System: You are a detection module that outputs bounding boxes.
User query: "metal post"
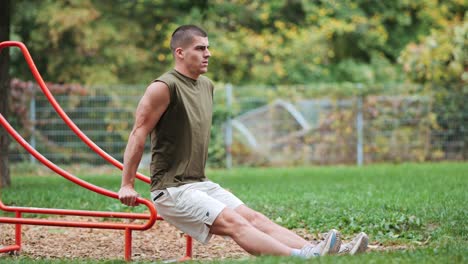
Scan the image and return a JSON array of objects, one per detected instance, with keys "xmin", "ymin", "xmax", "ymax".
[
  {"xmin": 185, "ymin": 234, "xmax": 193, "ymax": 258},
  {"xmin": 15, "ymin": 211, "xmax": 22, "ymax": 252},
  {"xmin": 225, "ymin": 83, "xmax": 233, "ymax": 169},
  {"xmin": 29, "ymin": 83, "xmax": 36, "ymax": 163},
  {"xmin": 356, "ymin": 84, "xmax": 364, "ymax": 166},
  {"xmin": 124, "ymin": 228, "xmax": 132, "ymax": 261}
]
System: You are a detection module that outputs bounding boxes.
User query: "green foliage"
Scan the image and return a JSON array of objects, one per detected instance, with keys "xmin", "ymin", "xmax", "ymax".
[
  {"xmin": 11, "ymin": 0, "xmax": 153, "ymax": 85},
  {"xmin": 6, "ymin": 1, "xmax": 466, "ymax": 166},
  {"xmin": 399, "ymin": 19, "xmax": 467, "ymax": 84},
  {"xmin": 208, "ymin": 88, "xmax": 231, "ymax": 167},
  {"xmin": 399, "ymin": 19, "xmax": 467, "ymax": 159},
  {"xmin": 9, "ymin": 0, "xmax": 465, "ymax": 85}
]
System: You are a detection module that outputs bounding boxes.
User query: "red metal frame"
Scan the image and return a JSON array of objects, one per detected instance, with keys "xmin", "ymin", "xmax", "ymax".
[
  {"xmin": 0, "ymin": 113, "xmax": 157, "ymax": 261},
  {"xmin": 0, "ymin": 41, "xmax": 193, "ymax": 261}
]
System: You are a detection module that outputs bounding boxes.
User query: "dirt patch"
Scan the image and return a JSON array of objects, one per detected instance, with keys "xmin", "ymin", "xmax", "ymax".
[
  {"xmin": 1, "ymin": 218, "xmax": 248, "ymax": 262},
  {"xmin": 1, "ymin": 217, "xmax": 390, "ymax": 262}
]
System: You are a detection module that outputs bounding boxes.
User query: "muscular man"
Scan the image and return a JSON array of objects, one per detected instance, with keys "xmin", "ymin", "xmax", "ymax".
[{"xmin": 118, "ymin": 24, "xmax": 368, "ymax": 259}]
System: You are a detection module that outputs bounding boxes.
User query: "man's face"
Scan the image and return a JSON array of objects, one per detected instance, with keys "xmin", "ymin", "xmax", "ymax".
[{"xmin": 182, "ymin": 36, "xmax": 211, "ymax": 76}]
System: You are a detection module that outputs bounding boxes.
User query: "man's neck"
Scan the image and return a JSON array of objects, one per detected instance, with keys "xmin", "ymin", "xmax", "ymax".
[{"xmin": 174, "ymin": 66, "xmax": 199, "ymax": 80}]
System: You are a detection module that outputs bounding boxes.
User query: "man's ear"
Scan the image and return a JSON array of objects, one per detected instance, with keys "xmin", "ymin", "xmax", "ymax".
[{"xmin": 175, "ymin": 47, "xmax": 184, "ymax": 59}]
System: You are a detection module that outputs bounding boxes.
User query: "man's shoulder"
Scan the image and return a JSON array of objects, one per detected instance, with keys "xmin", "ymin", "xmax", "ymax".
[
  {"xmin": 198, "ymin": 74, "xmax": 212, "ymax": 82},
  {"xmin": 154, "ymin": 70, "xmax": 177, "ymax": 82},
  {"xmin": 198, "ymin": 75, "xmax": 214, "ymax": 88}
]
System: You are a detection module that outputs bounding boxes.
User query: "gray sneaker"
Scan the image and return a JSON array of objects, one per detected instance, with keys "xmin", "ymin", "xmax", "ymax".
[
  {"xmin": 338, "ymin": 232, "xmax": 369, "ymax": 255},
  {"xmin": 299, "ymin": 229, "xmax": 341, "ymax": 258}
]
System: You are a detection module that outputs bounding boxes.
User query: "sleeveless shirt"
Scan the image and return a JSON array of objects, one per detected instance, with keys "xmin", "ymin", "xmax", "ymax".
[{"xmin": 149, "ymin": 69, "xmax": 214, "ymax": 191}]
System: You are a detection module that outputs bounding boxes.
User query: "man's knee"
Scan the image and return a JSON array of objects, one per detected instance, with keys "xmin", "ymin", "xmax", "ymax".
[
  {"xmin": 249, "ymin": 211, "xmax": 273, "ymax": 230},
  {"xmin": 236, "ymin": 206, "xmax": 272, "ymax": 230},
  {"xmin": 210, "ymin": 208, "xmax": 251, "ymax": 237}
]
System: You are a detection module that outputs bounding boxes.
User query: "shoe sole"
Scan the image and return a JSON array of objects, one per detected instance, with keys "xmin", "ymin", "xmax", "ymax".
[
  {"xmin": 350, "ymin": 233, "xmax": 368, "ymax": 255},
  {"xmin": 321, "ymin": 229, "xmax": 341, "ymax": 255}
]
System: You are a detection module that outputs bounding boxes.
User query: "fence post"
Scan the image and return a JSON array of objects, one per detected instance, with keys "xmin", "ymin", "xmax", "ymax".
[
  {"xmin": 356, "ymin": 83, "xmax": 364, "ymax": 166},
  {"xmin": 225, "ymin": 83, "xmax": 233, "ymax": 169},
  {"xmin": 29, "ymin": 82, "xmax": 36, "ymax": 164}
]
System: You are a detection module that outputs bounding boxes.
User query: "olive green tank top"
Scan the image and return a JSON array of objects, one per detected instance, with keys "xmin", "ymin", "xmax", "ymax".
[{"xmin": 149, "ymin": 69, "xmax": 214, "ymax": 191}]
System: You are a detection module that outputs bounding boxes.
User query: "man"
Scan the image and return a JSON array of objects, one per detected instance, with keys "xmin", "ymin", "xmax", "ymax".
[{"xmin": 118, "ymin": 25, "xmax": 368, "ymax": 258}]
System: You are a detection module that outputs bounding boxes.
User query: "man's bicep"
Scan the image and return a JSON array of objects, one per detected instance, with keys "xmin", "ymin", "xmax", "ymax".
[{"xmin": 133, "ymin": 82, "xmax": 170, "ymax": 134}]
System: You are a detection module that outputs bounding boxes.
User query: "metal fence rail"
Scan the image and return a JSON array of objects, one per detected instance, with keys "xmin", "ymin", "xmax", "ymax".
[{"xmin": 5, "ymin": 84, "xmax": 467, "ymax": 167}]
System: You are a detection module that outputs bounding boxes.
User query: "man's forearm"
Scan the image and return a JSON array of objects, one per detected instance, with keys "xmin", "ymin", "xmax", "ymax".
[{"xmin": 121, "ymin": 132, "xmax": 145, "ymax": 187}]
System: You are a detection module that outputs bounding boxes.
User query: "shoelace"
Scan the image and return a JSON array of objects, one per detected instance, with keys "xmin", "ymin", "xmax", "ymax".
[{"xmin": 339, "ymin": 243, "xmax": 353, "ymax": 253}]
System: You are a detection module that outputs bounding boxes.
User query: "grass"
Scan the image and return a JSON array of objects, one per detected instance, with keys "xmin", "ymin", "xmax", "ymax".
[{"xmin": 1, "ymin": 162, "xmax": 467, "ymax": 263}]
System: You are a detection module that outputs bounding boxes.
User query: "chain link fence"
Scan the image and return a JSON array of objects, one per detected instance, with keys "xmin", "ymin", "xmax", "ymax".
[{"xmin": 5, "ymin": 83, "xmax": 467, "ymax": 167}]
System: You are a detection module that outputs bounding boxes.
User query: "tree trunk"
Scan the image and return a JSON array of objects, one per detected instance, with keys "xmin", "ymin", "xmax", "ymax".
[{"xmin": 0, "ymin": 0, "xmax": 11, "ymax": 188}]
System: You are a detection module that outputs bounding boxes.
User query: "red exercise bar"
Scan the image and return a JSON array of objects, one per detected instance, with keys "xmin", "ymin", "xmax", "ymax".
[
  {"xmin": 0, "ymin": 41, "xmax": 192, "ymax": 261},
  {"xmin": 0, "ymin": 113, "xmax": 156, "ymax": 261},
  {"xmin": 0, "ymin": 41, "xmax": 151, "ymax": 183}
]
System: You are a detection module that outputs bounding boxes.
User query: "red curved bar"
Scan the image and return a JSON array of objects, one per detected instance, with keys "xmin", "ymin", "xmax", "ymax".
[
  {"xmin": 0, "ymin": 199, "xmax": 164, "ymax": 220},
  {"xmin": 0, "ymin": 113, "xmax": 157, "ymax": 260},
  {"xmin": 0, "ymin": 41, "xmax": 193, "ymax": 261},
  {"xmin": 0, "ymin": 41, "xmax": 150, "ymax": 184},
  {"xmin": 0, "ymin": 113, "xmax": 157, "ymax": 231}
]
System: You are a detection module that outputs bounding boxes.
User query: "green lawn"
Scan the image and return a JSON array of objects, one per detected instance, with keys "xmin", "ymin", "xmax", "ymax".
[{"xmin": 1, "ymin": 162, "xmax": 467, "ymax": 263}]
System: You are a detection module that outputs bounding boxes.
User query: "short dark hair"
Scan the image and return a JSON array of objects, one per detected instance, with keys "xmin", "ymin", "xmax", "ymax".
[{"xmin": 170, "ymin": 25, "xmax": 207, "ymax": 52}]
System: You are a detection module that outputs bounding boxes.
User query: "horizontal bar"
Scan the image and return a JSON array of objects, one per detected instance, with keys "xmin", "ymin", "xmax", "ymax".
[
  {"xmin": 34, "ymin": 118, "xmax": 132, "ymax": 125},
  {"xmin": 35, "ymin": 107, "xmax": 135, "ymax": 113},
  {"xmin": 0, "ymin": 216, "xmax": 149, "ymax": 230},
  {"xmin": 36, "ymin": 95, "xmax": 142, "ymax": 101},
  {"xmin": 0, "ymin": 245, "xmax": 20, "ymax": 253},
  {"xmin": 0, "ymin": 204, "xmax": 151, "ymax": 219}
]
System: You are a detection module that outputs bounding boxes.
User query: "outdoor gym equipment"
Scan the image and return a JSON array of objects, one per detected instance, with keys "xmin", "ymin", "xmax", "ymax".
[
  {"xmin": 0, "ymin": 41, "xmax": 192, "ymax": 261},
  {"xmin": 0, "ymin": 113, "xmax": 157, "ymax": 261}
]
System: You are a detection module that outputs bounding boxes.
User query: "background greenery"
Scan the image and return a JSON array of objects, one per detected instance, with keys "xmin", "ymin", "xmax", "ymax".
[
  {"xmin": 1, "ymin": 162, "xmax": 467, "ymax": 263},
  {"xmin": 7, "ymin": 1, "xmax": 466, "ymax": 167},
  {"xmin": 10, "ymin": 0, "xmax": 466, "ymax": 86},
  {"xmin": 2, "ymin": 3, "xmax": 466, "ymax": 261}
]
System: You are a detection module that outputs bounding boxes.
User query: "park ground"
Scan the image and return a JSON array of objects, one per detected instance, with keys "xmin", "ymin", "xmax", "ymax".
[{"xmin": 0, "ymin": 162, "xmax": 467, "ymax": 263}]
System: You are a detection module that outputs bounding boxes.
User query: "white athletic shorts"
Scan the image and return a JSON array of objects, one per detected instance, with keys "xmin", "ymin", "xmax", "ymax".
[{"xmin": 150, "ymin": 181, "xmax": 244, "ymax": 244}]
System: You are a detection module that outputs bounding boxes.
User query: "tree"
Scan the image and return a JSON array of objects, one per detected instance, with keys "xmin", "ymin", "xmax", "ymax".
[
  {"xmin": 399, "ymin": 19, "xmax": 467, "ymax": 159},
  {"xmin": 0, "ymin": 0, "xmax": 11, "ymax": 188},
  {"xmin": 9, "ymin": 1, "xmax": 465, "ymax": 86}
]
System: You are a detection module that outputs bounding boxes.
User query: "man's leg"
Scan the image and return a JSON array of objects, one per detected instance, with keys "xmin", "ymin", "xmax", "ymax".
[
  {"xmin": 210, "ymin": 207, "xmax": 295, "ymax": 256},
  {"xmin": 234, "ymin": 205, "xmax": 311, "ymax": 249}
]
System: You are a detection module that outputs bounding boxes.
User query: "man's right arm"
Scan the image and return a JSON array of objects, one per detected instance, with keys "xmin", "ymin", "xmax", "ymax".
[{"xmin": 118, "ymin": 81, "xmax": 170, "ymax": 206}]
